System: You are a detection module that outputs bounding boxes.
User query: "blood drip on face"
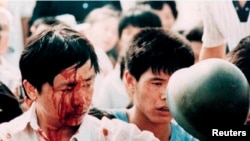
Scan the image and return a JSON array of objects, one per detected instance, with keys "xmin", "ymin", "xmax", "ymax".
[{"xmin": 52, "ymin": 67, "xmax": 85, "ymax": 125}]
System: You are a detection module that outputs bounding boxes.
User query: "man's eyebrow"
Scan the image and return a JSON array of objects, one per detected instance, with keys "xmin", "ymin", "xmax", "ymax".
[
  {"xmin": 150, "ymin": 77, "xmax": 165, "ymax": 81},
  {"xmin": 68, "ymin": 74, "xmax": 95, "ymax": 84},
  {"xmin": 149, "ymin": 77, "xmax": 169, "ymax": 82},
  {"xmin": 84, "ymin": 74, "xmax": 95, "ymax": 82},
  {"xmin": 56, "ymin": 75, "xmax": 95, "ymax": 88}
]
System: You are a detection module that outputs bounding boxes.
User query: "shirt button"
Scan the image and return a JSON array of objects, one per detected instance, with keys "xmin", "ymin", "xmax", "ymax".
[
  {"xmin": 245, "ymin": 7, "xmax": 249, "ymax": 11},
  {"xmin": 82, "ymin": 3, "xmax": 88, "ymax": 9}
]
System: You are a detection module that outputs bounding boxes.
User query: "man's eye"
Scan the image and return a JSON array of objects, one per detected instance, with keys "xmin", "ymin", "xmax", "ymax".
[
  {"xmin": 152, "ymin": 82, "xmax": 162, "ymax": 86},
  {"xmin": 83, "ymin": 83, "xmax": 91, "ymax": 88},
  {"xmin": 62, "ymin": 88, "xmax": 73, "ymax": 93}
]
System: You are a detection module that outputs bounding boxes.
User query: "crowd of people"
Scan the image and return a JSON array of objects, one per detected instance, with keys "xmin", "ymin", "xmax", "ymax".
[{"xmin": 0, "ymin": 0, "xmax": 250, "ymax": 141}]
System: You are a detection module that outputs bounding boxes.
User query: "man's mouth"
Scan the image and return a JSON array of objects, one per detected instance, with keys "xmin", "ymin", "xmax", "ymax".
[
  {"xmin": 157, "ymin": 107, "xmax": 170, "ymax": 112},
  {"xmin": 65, "ymin": 109, "xmax": 87, "ymax": 119}
]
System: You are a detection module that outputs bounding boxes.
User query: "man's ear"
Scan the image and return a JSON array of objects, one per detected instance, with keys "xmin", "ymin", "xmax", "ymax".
[
  {"xmin": 22, "ymin": 80, "xmax": 38, "ymax": 101},
  {"xmin": 124, "ymin": 70, "xmax": 136, "ymax": 95}
]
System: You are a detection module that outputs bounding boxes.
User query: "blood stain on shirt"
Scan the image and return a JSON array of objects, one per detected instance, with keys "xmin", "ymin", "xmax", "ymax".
[{"xmin": 103, "ymin": 128, "xmax": 109, "ymax": 136}]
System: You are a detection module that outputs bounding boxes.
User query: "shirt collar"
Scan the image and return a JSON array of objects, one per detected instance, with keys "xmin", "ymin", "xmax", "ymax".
[
  {"xmin": 71, "ymin": 115, "xmax": 100, "ymax": 141},
  {"xmin": 10, "ymin": 102, "xmax": 37, "ymax": 132},
  {"xmin": 14, "ymin": 103, "xmax": 101, "ymax": 141},
  {"xmin": 232, "ymin": 1, "xmax": 250, "ymax": 22}
]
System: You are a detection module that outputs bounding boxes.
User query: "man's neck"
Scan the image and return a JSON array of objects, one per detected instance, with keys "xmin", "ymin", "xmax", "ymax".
[
  {"xmin": 127, "ymin": 107, "xmax": 171, "ymax": 141},
  {"xmin": 238, "ymin": 0, "xmax": 247, "ymax": 8},
  {"xmin": 36, "ymin": 110, "xmax": 78, "ymax": 141}
]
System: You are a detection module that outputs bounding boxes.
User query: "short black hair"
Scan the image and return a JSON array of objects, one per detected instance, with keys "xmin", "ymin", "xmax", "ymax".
[
  {"xmin": 20, "ymin": 25, "xmax": 99, "ymax": 94},
  {"xmin": 32, "ymin": 16, "xmax": 67, "ymax": 29},
  {"xmin": 226, "ymin": 35, "xmax": 250, "ymax": 84},
  {"xmin": 120, "ymin": 56, "xmax": 126, "ymax": 80},
  {"xmin": 118, "ymin": 6, "xmax": 162, "ymax": 38},
  {"xmin": 88, "ymin": 107, "xmax": 116, "ymax": 120},
  {"xmin": 138, "ymin": 1, "xmax": 178, "ymax": 19},
  {"xmin": 185, "ymin": 25, "xmax": 203, "ymax": 42},
  {"xmin": 126, "ymin": 27, "xmax": 194, "ymax": 81}
]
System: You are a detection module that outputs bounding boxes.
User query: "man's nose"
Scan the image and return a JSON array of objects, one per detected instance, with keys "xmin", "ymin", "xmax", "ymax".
[
  {"xmin": 72, "ymin": 90, "xmax": 86, "ymax": 106},
  {"xmin": 161, "ymin": 86, "xmax": 167, "ymax": 100},
  {"xmin": 161, "ymin": 93, "xmax": 166, "ymax": 100}
]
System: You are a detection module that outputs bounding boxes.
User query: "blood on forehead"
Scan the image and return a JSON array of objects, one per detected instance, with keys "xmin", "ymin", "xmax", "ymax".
[{"xmin": 60, "ymin": 66, "xmax": 78, "ymax": 81}]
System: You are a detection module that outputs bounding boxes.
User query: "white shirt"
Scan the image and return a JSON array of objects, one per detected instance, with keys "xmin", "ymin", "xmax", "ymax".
[
  {"xmin": 93, "ymin": 64, "xmax": 130, "ymax": 109},
  {"xmin": 0, "ymin": 57, "xmax": 21, "ymax": 93},
  {"xmin": 0, "ymin": 103, "xmax": 159, "ymax": 141},
  {"xmin": 92, "ymin": 47, "xmax": 114, "ymax": 106},
  {"xmin": 201, "ymin": 2, "xmax": 250, "ymax": 50},
  {"xmin": 6, "ymin": 1, "xmax": 35, "ymax": 67}
]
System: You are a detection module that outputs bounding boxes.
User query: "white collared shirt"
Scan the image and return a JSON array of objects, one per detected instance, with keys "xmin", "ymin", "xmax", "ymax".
[
  {"xmin": 0, "ymin": 103, "xmax": 159, "ymax": 141},
  {"xmin": 201, "ymin": 2, "xmax": 250, "ymax": 50},
  {"xmin": 93, "ymin": 64, "xmax": 130, "ymax": 109}
]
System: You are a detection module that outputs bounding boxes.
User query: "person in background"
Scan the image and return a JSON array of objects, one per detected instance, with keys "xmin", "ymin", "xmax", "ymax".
[
  {"xmin": 0, "ymin": 7, "xmax": 21, "ymax": 98},
  {"xmin": 199, "ymin": 1, "xmax": 250, "ymax": 60},
  {"xmin": 225, "ymin": 35, "xmax": 250, "ymax": 125},
  {"xmin": 108, "ymin": 28, "xmax": 197, "ymax": 141},
  {"xmin": 29, "ymin": 16, "xmax": 70, "ymax": 35},
  {"xmin": 83, "ymin": 5, "xmax": 121, "ymax": 67},
  {"xmin": 29, "ymin": 0, "xmax": 121, "ymax": 32},
  {"xmin": 0, "ymin": 25, "xmax": 159, "ymax": 141},
  {"xmin": 116, "ymin": 6, "xmax": 162, "ymax": 57},
  {"xmin": 185, "ymin": 24, "xmax": 203, "ymax": 63},
  {"xmin": 0, "ymin": 81, "xmax": 23, "ymax": 123},
  {"xmin": 137, "ymin": 0, "xmax": 178, "ymax": 31},
  {"xmin": 5, "ymin": 0, "xmax": 35, "ymax": 67},
  {"xmin": 93, "ymin": 6, "xmax": 162, "ymax": 109},
  {"xmin": 75, "ymin": 6, "xmax": 121, "ymax": 107}
]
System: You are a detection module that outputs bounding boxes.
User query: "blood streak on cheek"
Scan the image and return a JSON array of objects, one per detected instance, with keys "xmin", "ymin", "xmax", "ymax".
[
  {"xmin": 54, "ymin": 68, "xmax": 78, "ymax": 124},
  {"xmin": 58, "ymin": 92, "xmax": 68, "ymax": 123},
  {"xmin": 52, "ymin": 69, "xmax": 73, "ymax": 110},
  {"xmin": 71, "ymin": 75, "xmax": 84, "ymax": 107},
  {"xmin": 70, "ymin": 69, "xmax": 84, "ymax": 125},
  {"xmin": 51, "ymin": 89, "xmax": 70, "ymax": 125}
]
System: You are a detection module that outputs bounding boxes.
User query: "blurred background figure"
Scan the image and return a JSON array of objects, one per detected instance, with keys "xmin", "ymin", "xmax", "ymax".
[
  {"xmin": 116, "ymin": 6, "xmax": 162, "ymax": 57},
  {"xmin": 83, "ymin": 5, "xmax": 121, "ymax": 67},
  {"xmin": 137, "ymin": 0, "xmax": 178, "ymax": 31},
  {"xmin": 29, "ymin": 0, "xmax": 121, "ymax": 34},
  {"xmin": 199, "ymin": 1, "xmax": 250, "ymax": 60},
  {"xmin": 185, "ymin": 24, "xmax": 203, "ymax": 63},
  {"xmin": 5, "ymin": 0, "xmax": 35, "ymax": 68},
  {"xmin": 93, "ymin": 6, "xmax": 162, "ymax": 109},
  {"xmin": 29, "ymin": 16, "xmax": 71, "ymax": 35},
  {"xmin": 0, "ymin": 7, "xmax": 21, "ymax": 97},
  {"xmin": 0, "ymin": 81, "xmax": 23, "ymax": 123},
  {"xmin": 75, "ymin": 5, "xmax": 121, "ymax": 107},
  {"xmin": 226, "ymin": 35, "xmax": 250, "ymax": 125}
]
